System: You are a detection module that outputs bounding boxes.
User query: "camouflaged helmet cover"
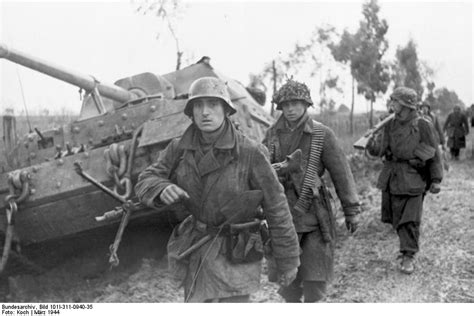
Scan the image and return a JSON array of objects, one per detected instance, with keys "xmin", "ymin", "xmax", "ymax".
[
  {"xmin": 272, "ymin": 79, "xmax": 313, "ymax": 110},
  {"xmin": 420, "ymin": 101, "xmax": 431, "ymax": 109},
  {"xmin": 184, "ymin": 77, "xmax": 236, "ymax": 117},
  {"xmin": 390, "ymin": 87, "xmax": 418, "ymax": 110}
]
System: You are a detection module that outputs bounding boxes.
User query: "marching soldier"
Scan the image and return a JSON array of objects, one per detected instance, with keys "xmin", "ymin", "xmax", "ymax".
[
  {"xmin": 367, "ymin": 87, "xmax": 443, "ymax": 274},
  {"xmin": 135, "ymin": 77, "xmax": 300, "ymax": 302},
  {"xmin": 420, "ymin": 102, "xmax": 445, "ymax": 148},
  {"xmin": 443, "ymin": 105, "xmax": 470, "ymax": 160},
  {"xmin": 263, "ymin": 79, "xmax": 361, "ymax": 302}
]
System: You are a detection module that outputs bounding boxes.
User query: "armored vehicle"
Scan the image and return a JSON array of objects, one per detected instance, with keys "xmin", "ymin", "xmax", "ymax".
[{"xmin": 0, "ymin": 44, "xmax": 273, "ymax": 274}]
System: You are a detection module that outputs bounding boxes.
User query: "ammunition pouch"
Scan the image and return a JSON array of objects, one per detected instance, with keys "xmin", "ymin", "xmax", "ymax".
[
  {"xmin": 226, "ymin": 220, "xmax": 265, "ymax": 264},
  {"xmin": 408, "ymin": 158, "xmax": 426, "ymax": 169},
  {"xmin": 413, "ymin": 142, "xmax": 436, "ymax": 161}
]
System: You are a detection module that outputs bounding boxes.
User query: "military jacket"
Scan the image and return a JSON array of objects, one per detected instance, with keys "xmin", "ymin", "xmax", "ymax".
[
  {"xmin": 263, "ymin": 113, "xmax": 360, "ymax": 232},
  {"xmin": 368, "ymin": 112, "xmax": 443, "ymax": 195},
  {"xmin": 135, "ymin": 119, "xmax": 300, "ymax": 301}
]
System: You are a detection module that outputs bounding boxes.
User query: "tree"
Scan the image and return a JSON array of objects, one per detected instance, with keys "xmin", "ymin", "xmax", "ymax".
[
  {"xmin": 392, "ymin": 39, "xmax": 424, "ymax": 97},
  {"xmin": 329, "ymin": 29, "xmax": 359, "ymax": 134},
  {"xmin": 429, "ymin": 87, "xmax": 465, "ymax": 114},
  {"xmin": 352, "ymin": 0, "xmax": 391, "ymax": 127},
  {"xmin": 329, "ymin": 0, "xmax": 390, "ymax": 130},
  {"xmin": 252, "ymin": 24, "xmax": 345, "ymax": 116},
  {"xmin": 135, "ymin": 0, "xmax": 186, "ymax": 70}
]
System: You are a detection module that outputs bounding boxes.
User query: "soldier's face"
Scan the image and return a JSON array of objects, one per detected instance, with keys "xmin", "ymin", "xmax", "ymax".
[
  {"xmin": 390, "ymin": 99, "xmax": 403, "ymax": 114},
  {"xmin": 192, "ymin": 97, "xmax": 226, "ymax": 133},
  {"xmin": 281, "ymin": 100, "xmax": 307, "ymax": 123},
  {"xmin": 421, "ymin": 107, "xmax": 429, "ymax": 115}
]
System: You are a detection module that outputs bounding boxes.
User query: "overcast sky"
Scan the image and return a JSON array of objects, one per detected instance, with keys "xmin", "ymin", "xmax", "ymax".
[{"xmin": 0, "ymin": 0, "xmax": 472, "ymax": 115}]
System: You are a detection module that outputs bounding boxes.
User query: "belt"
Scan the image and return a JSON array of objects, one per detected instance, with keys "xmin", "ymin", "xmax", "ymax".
[{"xmin": 194, "ymin": 218, "xmax": 262, "ymax": 236}]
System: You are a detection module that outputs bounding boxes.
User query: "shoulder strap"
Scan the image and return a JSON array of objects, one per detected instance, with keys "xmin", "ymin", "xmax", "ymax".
[{"xmin": 294, "ymin": 120, "xmax": 325, "ymax": 213}]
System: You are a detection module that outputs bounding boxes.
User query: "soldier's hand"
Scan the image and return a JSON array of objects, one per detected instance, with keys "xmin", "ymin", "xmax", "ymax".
[
  {"xmin": 279, "ymin": 267, "xmax": 298, "ymax": 287},
  {"xmin": 345, "ymin": 214, "xmax": 360, "ymax": 233},
  {"xmin": 429, "ymin": 182, "xmax": 441, "ymax": 194},
  {"xmin": 160, "ymin": 184, "xmax": 190, "ymax": 205}
]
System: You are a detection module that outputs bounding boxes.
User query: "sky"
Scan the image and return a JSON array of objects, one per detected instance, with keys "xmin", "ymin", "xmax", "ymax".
[{"xmin": 0, "ymin": 0, "xmax": 472, "ymax": 116}]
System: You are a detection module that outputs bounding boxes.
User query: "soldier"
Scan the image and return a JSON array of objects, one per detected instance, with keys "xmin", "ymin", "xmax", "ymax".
[
  {"xmin": 443, "ymin": 105, "xmax": 470, "ymax": 160},
  {"xmin": 420, "ymin": 102, "xmax": 445, "ymax": 148},
  {"xmin": 367, "ymin": 87, "xmax": 443, "ymax": 274},
  {"xmin": 263, "ymin": 79, "xmax": 361, "ymax": 302},
  {"xmin": 135, "ymin": 77, "xmax": 300, "ymax": 302},
  {"xmin": 420, "ymin": 102, "xmax": 449, "ymax": 171}
]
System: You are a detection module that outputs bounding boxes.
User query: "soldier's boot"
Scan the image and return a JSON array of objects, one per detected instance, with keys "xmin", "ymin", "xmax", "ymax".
[{"xmin": 399, "ymin": 255, "xmax": 415, "ymax": 274}]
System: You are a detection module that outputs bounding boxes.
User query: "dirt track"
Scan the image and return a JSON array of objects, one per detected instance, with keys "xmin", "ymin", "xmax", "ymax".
[{"xmin": 3, "ymin": 141, "xmax": 474, "ymax": 303}]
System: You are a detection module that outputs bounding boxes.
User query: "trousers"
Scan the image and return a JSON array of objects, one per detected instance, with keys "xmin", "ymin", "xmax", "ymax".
[
  {"xmin": 397, "ymin": 222, "xmax": 420, "ymax": 257},
  {"xmin": 279, "ymin": 280, "xmax": 327, "ymax": 302}
]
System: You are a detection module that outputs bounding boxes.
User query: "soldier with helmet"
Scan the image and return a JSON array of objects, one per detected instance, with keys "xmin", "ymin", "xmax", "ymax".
[
  {"xmin": 443, "ymin": 105, "xmax": 470, "ymax": 160},
  {"xmin": 419, "ymin": 101, "xmax": 445, "ymax": 148},
  {"xmin": 135, "ymin": 76, "xmax": 300, "ymax": 302},
  {"xmin": 367, "ymin": 87, "xmax": 443, "ymax": 274},
  {"xmin": 263, "ymin": 79, "xmax": 361, "ymax": 302}
]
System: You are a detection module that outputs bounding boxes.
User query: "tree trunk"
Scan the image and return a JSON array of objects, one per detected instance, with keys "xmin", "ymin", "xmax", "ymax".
[
  {"xmin": 176, "ymin": 51, "xmax": 183, "ymax": 70},
  {"xmin": 271, "ymin": 60, "xmax": 277, "ymax": 117},
  {"xmin": 369, "ymin": 98, "xmax": 374, "ymax": 128},
  {"xmin": 350, "ymin": 75, "xmax": 355, "ymax": 135}
]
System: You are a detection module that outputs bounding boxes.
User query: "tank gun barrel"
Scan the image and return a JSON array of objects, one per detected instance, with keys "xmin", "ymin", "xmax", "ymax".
[{"xmin": 0, "ymin": 43, "xmax": 135, "ymax": 104}]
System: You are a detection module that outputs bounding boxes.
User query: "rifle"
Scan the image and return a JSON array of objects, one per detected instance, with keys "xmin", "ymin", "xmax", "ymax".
[
  {"xmin": 353, "ymin": 113, "xmax": 395, "ymax": 150},
  {"xmin": 271, "ymin": 149, "xmax": 333, "ymax": 242},
  {"xmin": 174, "ymin": 190, "xmax": 264, "ymax": 260}
]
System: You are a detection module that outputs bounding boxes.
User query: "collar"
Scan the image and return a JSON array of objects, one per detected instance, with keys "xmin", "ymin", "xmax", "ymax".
[
  {"xmin": 274, "ymin": 112, "xmax": 313, "ymax": 134},
  {"xmin": 178, "ymin": 118, "xmax": 237, "ymax": 151}
]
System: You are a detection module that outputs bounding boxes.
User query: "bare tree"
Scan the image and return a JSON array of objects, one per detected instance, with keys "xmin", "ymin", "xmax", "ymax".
[{"xmin": 135, "ymin": 0, "xmax": 186, "ymax": 70}]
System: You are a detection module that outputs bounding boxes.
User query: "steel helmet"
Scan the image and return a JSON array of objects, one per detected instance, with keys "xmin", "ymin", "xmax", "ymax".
[
  {"xmin": 272, "ymin": 79, "xmax": 313, "ymax": 110},
  {"xmin": 390, "ymin": 87, "xmax": 418, "ymax": 110},
  {"xmin": 184, "ymin": 77, "xmax": 236, "ymax": 117}
]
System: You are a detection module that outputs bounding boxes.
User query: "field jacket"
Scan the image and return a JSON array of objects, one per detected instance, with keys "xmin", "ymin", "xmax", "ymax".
[
  {"xmin": 368, "ymin": 112, "xmax": 443, "ymax": 195},
  {"xmin": 263, "ymin": 113, "xmax": 360, "ymax": 233},
  {"xmin": 135, "ymin": 119, "xmax": 300, "ymax": 302}
]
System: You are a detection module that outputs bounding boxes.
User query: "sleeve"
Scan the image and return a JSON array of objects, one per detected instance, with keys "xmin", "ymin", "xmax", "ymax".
[
  {"xmin": 249, "ymin": 144, "xmax": 300, "ymax": 272},
  {"xmin": 434, "ymin": 116, "xmax": 445, "ymax": 144},
  {"xmin": 134, "ymin": 139, "xmax": 181, "ymax": 207},
  {"xmin": 463, "ymin": 114, "xmax": 470, "ymax": 134},
  {"xmin": 321, "ymin": 127, "xmax": 360, "ymax": 217},
  {"xmin": 419, "ymin": 119, "xmax": 443, "ymax": 183},
  {"xmin": 366, "ymin": 125, "xmax": 389, "ymax": 157},
  {"xmin": 261, "ymin": 127, "xmax": 275, "ymax": 163},
  {"xmin": 443, "ymin": 114, "xmax": 451, "ymax": 131}
]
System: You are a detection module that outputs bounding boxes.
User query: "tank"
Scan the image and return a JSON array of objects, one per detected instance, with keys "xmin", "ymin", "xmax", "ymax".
[{"xmin": 0, "ymin": 43, "xmax": 274, "ymax": 274}]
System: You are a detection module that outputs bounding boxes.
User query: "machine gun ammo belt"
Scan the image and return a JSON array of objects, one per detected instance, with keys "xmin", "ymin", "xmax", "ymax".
[{"xmin": 294, "ymin": 120, "xmax": 325, "ymax": 214}]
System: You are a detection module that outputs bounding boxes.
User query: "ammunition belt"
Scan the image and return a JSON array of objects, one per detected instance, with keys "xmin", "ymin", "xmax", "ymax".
[{"xmin": 294, "ymin": 120, "xmax": 325, "ymax": 213}]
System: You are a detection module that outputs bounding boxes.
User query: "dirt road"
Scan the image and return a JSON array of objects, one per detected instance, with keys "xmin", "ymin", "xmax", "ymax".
[{"xmin": 5, "ymin": 147, "xmax": 474, "ymax": 303}]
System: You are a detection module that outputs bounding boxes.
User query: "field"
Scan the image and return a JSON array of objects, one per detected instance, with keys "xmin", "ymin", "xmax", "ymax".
[{"xmin": 1, "ymin": 113, "xmax": 473, "ymax": 304}]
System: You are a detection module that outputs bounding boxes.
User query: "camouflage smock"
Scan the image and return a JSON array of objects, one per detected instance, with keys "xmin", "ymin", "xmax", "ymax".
[{"xmin": 367, "ymin": 111, "xmax": 443, "ymax": 227}]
